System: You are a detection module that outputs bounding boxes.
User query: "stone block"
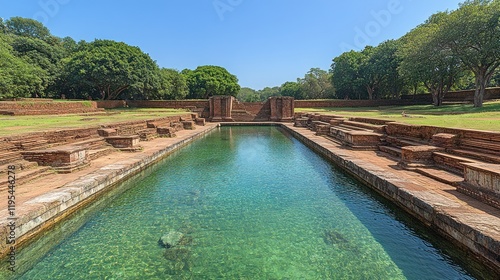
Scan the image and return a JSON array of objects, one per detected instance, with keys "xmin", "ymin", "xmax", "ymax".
[
  {"xmin": 157, "ymin": 127, "xmax": 177, "ymax": 138},
  {"xmin": 329, "ymin": 119, "xmax": 344, "ymax": 126},
  {"xmin": 294, "ymin": 117, "xmax": 309, "ymax": 127},
  {"xmin": 97, "ymin": 128, "xmax": 117, "ymax": 137},
  {"xmin": 171, "ymin": 122, "xmax": 184, "ymax": 131},
  {"xmin": 195, "ymin": 118, "xmax": 206, "ymax": 126},
  {"xmin": 459, "ymin": 163, "xmax": 500, "ymax": 209},
  {"xmin": 105, "ymin": 135, "xmax": 141, "ymax": 151},
  {"xmin": 401, "ymin": 145, "xmax": 444, "ymax": 166},
  {"xmin": 432, "ymin": 133, "xmax": 458, "ymax": 148},
  {"xmin": 21, "ymin": 146, "xmax": 89, "ymax": 173},
  {"xmin": 182, "ymin": 121, "xmax": 195, "ymax": 130}
]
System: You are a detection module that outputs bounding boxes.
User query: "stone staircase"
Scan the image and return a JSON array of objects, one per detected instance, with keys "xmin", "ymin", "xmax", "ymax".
[{"xmin": 295, "ymin": 113, "xmax": 500, "ymax": 209}]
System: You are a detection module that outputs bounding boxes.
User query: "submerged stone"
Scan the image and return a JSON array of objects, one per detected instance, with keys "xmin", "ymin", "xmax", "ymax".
[
  {"xmin": 323, "ymin": 229, "xmax": 349, "ymax": 246},
  {"xmin": 158, "ymin": 231, "xmax": 184, "ymax": 248}
]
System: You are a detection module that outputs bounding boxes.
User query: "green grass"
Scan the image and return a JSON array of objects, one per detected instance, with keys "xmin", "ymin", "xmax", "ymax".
[
  {"xmin": 296, "ymin": 100, "xmax": 500, "ymax": 131},
  {"xmin": 0, "ymin": 108, "xmax": 188, "ymax": 136}
]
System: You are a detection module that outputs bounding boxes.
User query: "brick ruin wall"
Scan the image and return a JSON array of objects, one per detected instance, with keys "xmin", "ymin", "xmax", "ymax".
[
  {"xmin": 401, "ymin": 87, "xmax": 500, "ymax": 102},
  {"xmin": 0, "ymin": 99, "xmax": 102, "ymax": 115}
]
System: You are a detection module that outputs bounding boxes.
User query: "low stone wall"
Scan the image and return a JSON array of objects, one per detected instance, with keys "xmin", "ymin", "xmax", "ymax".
[
  {"xmin": 127, "ymin": 100, "xmax": 209, "ymax": 109},
  {"xmin": 0, "ymin": 100, "xmax": 102, "ymax": 116},
  {"xmin": 401, "ymin": 87, "xmax": 500, "ymax": 102},
  {"xmin": 95, "ymin": 100, "xmax": 126, "ymax": 109},
  {"xmin": 294, "ymin": 99, "xmax": 428, "ymax": 108}
]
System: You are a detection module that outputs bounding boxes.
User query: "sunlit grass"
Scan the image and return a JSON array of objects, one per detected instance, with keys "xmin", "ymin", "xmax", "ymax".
[
  {"xmin": 296, "ymin": 100, "xmax": 500, "ymax": 131},
  {"xmin": 0, "ymin": 108, "xmax": 188, "ymax": 136}
]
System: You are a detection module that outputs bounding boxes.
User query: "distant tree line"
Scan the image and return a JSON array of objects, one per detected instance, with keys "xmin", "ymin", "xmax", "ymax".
[
  {"xmin": 1, "ymin": 1, "xmax": 498, "ymax": 108},
  {"xmin": 237, "ymin": 0, "xmax": 499, "ymax": 107},
  {"xmin": 0, "ymin": 17, "xmax": 240, "ymax": 101}
]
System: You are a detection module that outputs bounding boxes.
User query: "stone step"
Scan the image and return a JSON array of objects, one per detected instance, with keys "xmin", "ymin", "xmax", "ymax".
[
  {"xmin": 0, "ymin": 166, "xmax": 53, "ymax": 189},
  {"xmin": 12, "ymin": 138, "xmax": 50, "ymax": 150},
  {"xmin": 137, "ymin": 128, "xmax": 158, "ymax": 141},
  {"xmin": 0, "ymin": 160, "xmax": 39, "ymax": 174},
  {"xmin": 449, "ymin": 148, "xmax": 500, "ymax": 164},
  {"xmin": 0, "ymin": 151, "xmax": 23, "ymax": 165},
  {"xmin": 88, "ymin": 147, "xmax": 117, "ymax": 161},
  {"xmin": 460, "ymin": 138, "xmax": 500, "ymax": 152},
  {"xmin": 432, "ymin": 152, "xmax": 480, "ymax": 175},
  {"xmin": 337, "ymin": 124, "xmax": 371, "ymax": 132},
  {"xmin": 70, "ymin": 137, "xmax": 109, "ymax": 150},
  {"xmin": 414, "ymin": 167, "xmax": 464, "ymax": 186},
  {"xmin": 343, "ymin": 120, "xmax": 386, "ymax": 133},
  {"xmin": 379, "ymin": 146, "xmax": 402, "ymax": 158},
  {"xmin": 386, "ymin": 136, "xmax": 428, "ymax": 147}
]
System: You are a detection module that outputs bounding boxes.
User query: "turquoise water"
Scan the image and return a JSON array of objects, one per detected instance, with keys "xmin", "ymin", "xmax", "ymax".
[{"xmin": 8, "ymin": 127, "xmax": 484, "ymax": 279}]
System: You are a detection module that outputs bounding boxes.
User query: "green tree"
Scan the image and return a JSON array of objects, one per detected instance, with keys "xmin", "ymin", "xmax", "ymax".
[
  {"xmin": 331, "ymin": 51, "xmax": 365, "ymax": 99},
  {"xmin": 0, "ymin": 34, "xmax": 43, "ymax": 98},
  {"xmin": 371, "ymin": 40, "xmax": 405, "ymax": 99},
  {"xmin": 0, "ymin": 18, "xmax": 6, "ymax": 33},
  {"xmin": 299, "ymin": 68, "xmax": 335, "ymax": 99},
  {"xmin": 440, "ymin": 0, "xmax": 500, "ymax": 107},
  {"xmin": 184, "ymin": 65, "xmax": 240, "ymax": 99},
  {"xmin": 237, "ymin": 87, "xmax": 261, "ymax": 102},
  {"xmin": 280, "ymin": 81, "xmax": 304, "ymax": 99},
  {"xmin": 399, "ymin": 13, "xmax": 463, "ymax": 106},
  {"xmin": 62, "ymin": 40, "xmax": 161, "ymax": 100},
  {"xmin": 10, "ymin": 35, "xmax": 65, "ymax": 97},
  {"xmin": 5, "ymin": 17, "xmax": 51, "ymax": 42},
  {"xmin": 258, "ymin": 86, "xmax": 281, "ymax": 100},
  {"xmin": 157, "ymin": 68, "xmax": 188, "ymax": 100}
]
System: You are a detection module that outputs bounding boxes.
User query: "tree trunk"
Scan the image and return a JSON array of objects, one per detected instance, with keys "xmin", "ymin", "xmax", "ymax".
[
  {"xmin": 474, "ymin": 74, "xmax": 485, "ymax": 108},
  {"xmin": 366, "ymin": 85, "xmax": 374, "ymax": 100}
]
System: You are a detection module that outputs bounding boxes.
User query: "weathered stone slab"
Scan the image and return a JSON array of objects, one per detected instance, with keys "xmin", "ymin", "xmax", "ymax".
[
  {"xmin": 294, "ymin": 117, "xmax": 309, "ymax": 127},
  {"xmin": 311, "ymin": 121, "xmax": 330, "ymax": 132},
  {"xmin": 182, "ymin": 121, "xmax": 195, "ymax": 130},
  {"xmin": 432, "ymin": 133, "xmax": 458, "ymax": 148},
  {"xmin": 401, "ymin": 145, "xmax": 445, "ymax": 166},
  {"xmin": 97, "ymin": 128, "xmax": 117, "ymax": 137},
  {"xmin": 195, "ymin": 118, "xmax": 206, "ymax": 126},
  {"xmin": 21, "ymin": 146, "xmax": 89, "ymax": 173},
  {"xmin": 315, "ymin": 124, "xmax": 331, "ymax": 136},
  {"xmin": 147, "ymin": 121, "xmax": 170, "ymax": 128},
  {"xmin": 157, "ymin": 127, "xmax": 177, "ymax": 138},
  {"xmin": 459, "ymin": 163, "xmax": 500, "ymax": 209},
  {"xmin": 105, "ymin": 135, "xmax": 141, "ymax": 151}
]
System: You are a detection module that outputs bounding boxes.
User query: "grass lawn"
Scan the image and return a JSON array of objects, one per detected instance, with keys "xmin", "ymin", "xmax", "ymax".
[
  {"xmin": 296, "ymin": 100, "xmax": 500, "ymax": 131},
  {"xmin": 0, "ymin": 108, "xmax": 188, "ymax": 137}
]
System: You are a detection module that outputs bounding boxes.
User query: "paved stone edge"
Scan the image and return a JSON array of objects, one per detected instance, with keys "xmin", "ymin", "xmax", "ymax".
[{"xmin": 0, "ymin": 124, "xmax": 218, "ymax": 258}]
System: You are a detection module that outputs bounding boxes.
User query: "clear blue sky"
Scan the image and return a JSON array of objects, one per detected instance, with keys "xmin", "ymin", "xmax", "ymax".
[{"xmin": 2, "ymin": 0, "xmax": 463, "ymax": 90}]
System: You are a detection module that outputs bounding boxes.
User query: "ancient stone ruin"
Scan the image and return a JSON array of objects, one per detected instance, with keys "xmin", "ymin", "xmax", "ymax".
[{"xmin": 294, "ymin": 112, "xmax": 500, "ymax": 209}]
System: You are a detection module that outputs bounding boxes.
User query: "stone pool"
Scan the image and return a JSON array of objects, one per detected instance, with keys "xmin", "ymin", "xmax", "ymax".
[{"xmin": 4, "ymin": 126, "xmax": 489, "ymax": 279}]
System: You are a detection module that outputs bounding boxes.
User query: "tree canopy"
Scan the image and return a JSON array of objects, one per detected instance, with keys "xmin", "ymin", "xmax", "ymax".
[
  {"xmin": 184, "ymin": 65, "xmax": 240, "ymax": 99},
  {"xmin": 62, "ymin": 40, "xmax": 161, "ymax": 100}
]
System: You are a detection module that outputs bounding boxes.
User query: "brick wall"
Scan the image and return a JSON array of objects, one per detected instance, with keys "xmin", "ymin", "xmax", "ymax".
[
  {"xmin": 401, "ymin": 87, "xmax": 500, "ymax": 102},
  {"xmin": 127, "ymin": 100, "xmax": 209, "ymax": 109},
  {"xmin": 95, "ymin": 100, "xmax": 127, "ymax": 108},
  {"xmin": 295, "ymin": 99, "xmax": 429, "ymax": 108},
  {"xmin": 0, "ymin": 100, "xmax": 101, "ymax": 115}
]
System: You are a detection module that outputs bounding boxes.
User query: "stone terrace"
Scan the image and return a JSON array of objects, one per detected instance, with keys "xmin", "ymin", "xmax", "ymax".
[
  {"xmin": 0, "ymin": 113, "xmax": 197, "ymax": 187},
  {"xmin": 0, "ymin": 114, "xmax": 216, "ymax": 260}
]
